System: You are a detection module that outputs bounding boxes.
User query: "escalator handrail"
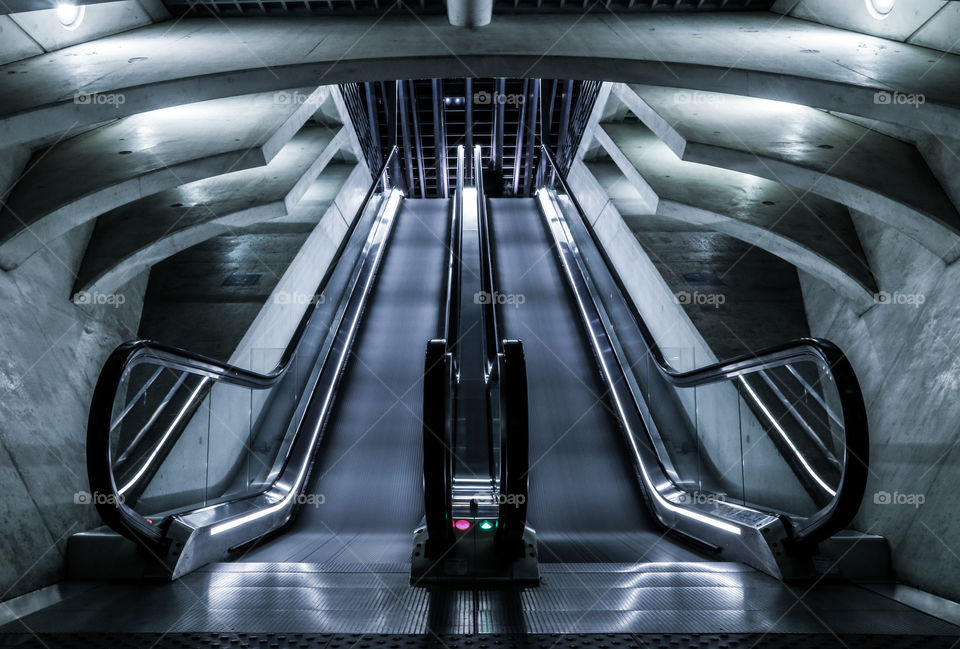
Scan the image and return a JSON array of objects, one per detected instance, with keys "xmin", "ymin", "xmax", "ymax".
[
  {"xmin": 421, "ymin": 146, "xmax": 465, "ymax": 557},
  {"xmin": 475, "ymin": 145, "xmax": 501, "ymax": 380},
  {"xmin": 475, "ymin": 146, "xmax": 530, "ymax": 556},
  {"xmin": 537, "ymin": 145, "xmax": 868, "ymax": 547},
  {"xmin": 495, "ymin": 339, "xmax": 529, "ymax": 557},
  {"xmin": 443, "ymin": 146, "xmax": 465, "ymax": 353},
  {"xmin": 421, "ymin": 339, "xmax": 453, "ymax": 556},
  {"xmin": 87, "ymin": 147, "xmax": 403, "ymax": 548},
  {"xmin": 97, "ymin": 147, "xmax": 400, "ymax": 389}
]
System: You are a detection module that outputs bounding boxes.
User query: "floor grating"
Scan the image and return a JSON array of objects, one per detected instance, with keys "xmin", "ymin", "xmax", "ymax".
[{"xmin": 0, "ymin": 633, "xmax": 955, "ymax": 649}]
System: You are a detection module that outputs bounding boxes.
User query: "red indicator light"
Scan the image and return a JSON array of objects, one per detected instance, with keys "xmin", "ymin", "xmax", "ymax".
[{"xmin": 453, "ymin": 519, "xmax": 471, "ymax": 531}]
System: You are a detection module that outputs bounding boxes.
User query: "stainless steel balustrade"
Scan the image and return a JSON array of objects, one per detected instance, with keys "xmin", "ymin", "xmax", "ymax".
[
  {"xmin": 534, "ymin": 146, "xmax": 869, "ymax": 577},
  {"xmin": 86, "ymin": 149, "xmax": 407, "ymax": 578}
]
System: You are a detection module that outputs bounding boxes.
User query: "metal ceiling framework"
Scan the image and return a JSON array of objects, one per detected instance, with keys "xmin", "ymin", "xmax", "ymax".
[
  {"xmin": 340, "ymin": 78, "xmax": 601, "ymax": 199},
  {"xmin": 164, "ymin": 0, "xmax": 772, "ymax": 19}
]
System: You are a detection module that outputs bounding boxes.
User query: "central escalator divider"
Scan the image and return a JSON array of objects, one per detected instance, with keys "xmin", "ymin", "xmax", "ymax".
[{"xmin": 412, "ymin": 145, "xmax": 539, "ymax": 585}]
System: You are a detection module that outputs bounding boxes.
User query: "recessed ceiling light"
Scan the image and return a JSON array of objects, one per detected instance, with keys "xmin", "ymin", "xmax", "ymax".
[
  {"xmin": 865, "ymin": 0, "xmax": 895, "ymax": 20},
  {"xmin": 56, "ymin": 0, "xmax": 85, "ymax": 30}
]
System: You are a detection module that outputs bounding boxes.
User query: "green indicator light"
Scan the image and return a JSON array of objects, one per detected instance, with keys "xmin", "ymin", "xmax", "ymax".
[{"xmin": 479, "ymin": 520, "xmax": 494, "ymax": 530}]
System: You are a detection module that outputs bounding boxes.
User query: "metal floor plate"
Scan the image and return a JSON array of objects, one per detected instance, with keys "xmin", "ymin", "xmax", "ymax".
[{"xmin": 2, "ymin": 561, "xmax": 957, "ymax": 636}]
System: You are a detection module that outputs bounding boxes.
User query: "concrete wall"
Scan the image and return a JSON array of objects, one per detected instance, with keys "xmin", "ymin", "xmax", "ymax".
[
  {"xmin": 0, "ymin": 83, "xmax": 151, "ymax": 602},
  {"xmin": 0, "ymin": 223, "xmax": 147, "ymax": 601},
  {"xmin": 771, "ymin": 0, "xmax": 960, "ymax": 53},
  {"xmin": 805, "ymin": 112, "xmax": 960, "ymax": 600},
  {"xmin": 229, "ymin": 162, "xmax": 371, "ymax": 371},
  {"xmin": 800, "ymin": 210, "xmax": 960, "ymax": 600}
]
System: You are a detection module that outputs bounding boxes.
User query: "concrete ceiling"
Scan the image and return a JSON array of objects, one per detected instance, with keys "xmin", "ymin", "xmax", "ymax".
[{"xmin": 0, "ymin": 2, "xmax": 957, "ymax": 310}]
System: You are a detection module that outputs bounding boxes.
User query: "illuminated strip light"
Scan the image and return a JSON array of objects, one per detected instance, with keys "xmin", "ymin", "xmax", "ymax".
[
  {"xmin": 536, "ymin": 189, "xmax": 742, "ymax": 537},
  {"xmin": 739, "ymin": 376, "xmax": 837, "ymax": 497},
  {"xmin": 210, "ymin": 189, "xmax": 404, "ymax": 536},
  {"xmin": 461, "ymin": 187, "xmax": 479, "ymax": 229},
  {"xmin": 118, "ymin": 377, "xmax": 211, "ymax": 496}
]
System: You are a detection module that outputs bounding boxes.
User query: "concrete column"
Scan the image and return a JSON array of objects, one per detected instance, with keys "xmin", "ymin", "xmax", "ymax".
[{"xmin": 446, "ymin": 0, "xmax": 493, "ymax": 27}]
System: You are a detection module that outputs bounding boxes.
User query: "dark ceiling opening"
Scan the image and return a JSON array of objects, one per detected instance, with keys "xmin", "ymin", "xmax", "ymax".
[{"xmin": 340, "ymin": 78, "xmax": 601, "ymax": 199}]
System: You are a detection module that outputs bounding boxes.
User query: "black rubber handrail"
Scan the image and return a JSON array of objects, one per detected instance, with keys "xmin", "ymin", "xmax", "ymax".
[
  {"xmin": 443, "ymin": 146, "xmax": 465, "ymax": 355},
  {"xmin": 420, "ymin": 146, "xmax": 465, "ymax": 556},
  {"xmin": 475, "ymin": 145, "xmax": 501, "ymax": 381},
  {"xmin": 87, "ymin": 148, "xmax": 402, "ymax": 549},
  {"xmin": 475, "ymin": 145, "xmax": 531, "ymax": 557},
  {"xmin": 421, "ymin": 339, "xmax": 453, "ymax": 557},
  {"xmin": 537, "ymin": 145, "xmax": 869, "ymax": 547},
  {"xmin": 495, "ymin": 339, "xmax": 529, "ymax": 558}
]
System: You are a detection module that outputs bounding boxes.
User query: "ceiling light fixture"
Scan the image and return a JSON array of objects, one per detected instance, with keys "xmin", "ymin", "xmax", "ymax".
[
  {"xmin": 56, "ymin": 0, "xmax": 85, "ymax": 30},
  {"xmin": 865, "ymin": 0, "xmax": 895, "ymax": 20}
]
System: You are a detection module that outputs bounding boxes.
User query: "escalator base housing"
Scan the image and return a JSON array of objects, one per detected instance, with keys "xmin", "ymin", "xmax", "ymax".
[{"xmin": 410, "ymin": 525, "xmax": 540, "ymax": 585}]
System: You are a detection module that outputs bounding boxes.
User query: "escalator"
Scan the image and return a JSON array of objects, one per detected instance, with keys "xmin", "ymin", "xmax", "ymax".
[
  {"xmin": 81, "ymin": 140, "xmax": 870, "ymax": 580},
  {"xmin": 238, "ymin": 197, "xmax": 449, "ymax": 564},
  {"xmin": 77, "ymin": 145, "xmax": 531, "ymax": 578},
  {"xmin": 78, "ymin": 147, "xmax": 456, "ymax": 576},
  {"xmin": 20, "ymin": 144, "xmax": 958, "ymax": 641},
  {"xmin": 489, "ymin": 197, "xmax": 703, "ymax": 564},
  {"xmin": 494, "ymin": 147, "xmax": 873, "ymax": 579},
  {"xmin": 415, "ymin": 145, "xmax": 872, "ymax": 578}
]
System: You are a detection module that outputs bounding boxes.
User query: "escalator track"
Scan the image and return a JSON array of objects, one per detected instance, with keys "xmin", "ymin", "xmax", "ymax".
[
  {"xmin": 241, "ymin": 199, "xmax": 450, "ymax": 564},
  {"xmin": 489, "ymin": 198, "xmax": 704, "ymax": 564}
]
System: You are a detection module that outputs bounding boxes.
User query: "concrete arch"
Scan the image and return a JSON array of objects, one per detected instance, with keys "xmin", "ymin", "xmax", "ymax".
[
  {"xmin": 0, "ymin": 87, "xmax": 333, "ymax": 270},
  {"xmin": 589, "ymin": 123, "xmax": 877, "ymax": 311},
  {"xmin": 1, "ymin": 13, "xmax": 959, "ymax": 149},
  {"xmin": 74, "ymin": 126, "xmax": 350, "ymax": 298},
  {"xmin": 610, "ymin": 83, "xmax": 960, "ymax": 264}
]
